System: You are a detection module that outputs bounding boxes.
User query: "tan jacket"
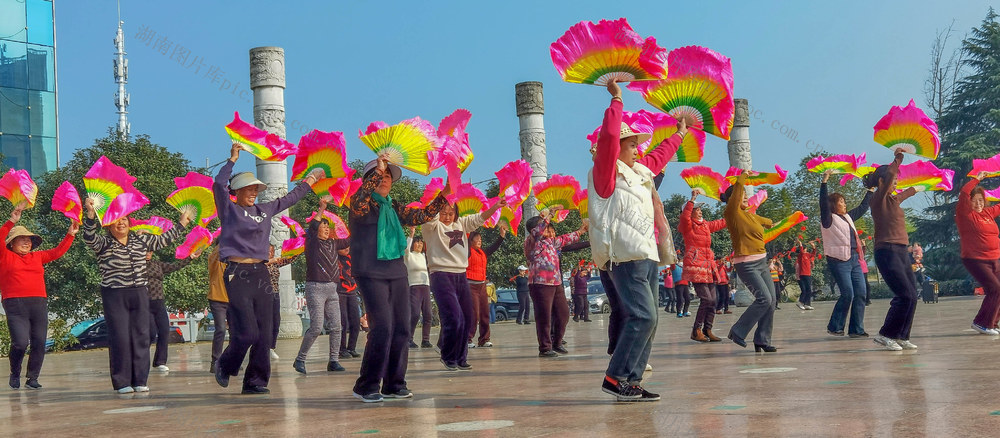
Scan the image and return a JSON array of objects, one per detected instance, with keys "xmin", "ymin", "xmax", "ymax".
[
  {"xmin": 206, "ymin": 247, "xmax": 228, "ymax": 303},
  {"xmin": 724, "ymin": 175, "xmax": 773, "ymax": 257}
]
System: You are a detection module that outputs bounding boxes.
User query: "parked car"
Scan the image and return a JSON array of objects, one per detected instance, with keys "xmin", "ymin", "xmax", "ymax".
[
  {"xmin": 494, "ymin": 288, "xmax": 519, "ymax": 322},
  {"xmin": 47, "ymin": 317, "xmax": 184, "ymax": 352},
  {"xmin": 587, "ymin": 280, "xmax": 611, "ymax": 314}
]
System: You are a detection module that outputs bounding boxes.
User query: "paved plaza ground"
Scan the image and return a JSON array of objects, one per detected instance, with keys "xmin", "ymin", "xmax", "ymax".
[{"xmin": 1, "ymin": 295, "xmax": 998, "ymax": 437}]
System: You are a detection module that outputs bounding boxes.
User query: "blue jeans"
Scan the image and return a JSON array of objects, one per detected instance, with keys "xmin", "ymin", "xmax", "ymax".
[
  {"xmin": 729, "ymin": 258, "xmax": 776, "ymax": 346},
  {"xmin": 826, "ymin": 254, "xmax": 867, "ymax": 335},
  {"xmin": 606, "ymin": 259, "xmax": 658, "ymax": 384}
]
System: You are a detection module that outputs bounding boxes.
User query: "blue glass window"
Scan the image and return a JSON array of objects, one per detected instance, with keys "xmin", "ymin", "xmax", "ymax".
[
  {"xmin": 0, "ymin": 41, "xmax": 28, "ymax": 88},
  {"xmin": 28, "ymin": 90, "xmax": 54, "ymax": 137},
  {"xmin": 0, "ymin": 86, "xmax": 30, "ymax": 135},
  {"xmin": 30, "ymin": 135, "xmax": 53, "ymax": 174},
  {"xmin": 25, "ymin": 43, "xmax": 52, "ymax": 91},
  {"xmin": 0, "ymin": 134, "xmax": 30, "ymax": 171},
  {"xmin": 0, "ymin": 1, "xmax": 27, "ymax": 44},
  {"xmin": 26, "ymin": 0, "xmax": 53, "ymax": 47}
]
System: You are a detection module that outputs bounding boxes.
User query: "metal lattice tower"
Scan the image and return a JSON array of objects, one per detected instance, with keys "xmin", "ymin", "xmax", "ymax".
[{"xmin": 112, "ymin": 8, "xmax": 130, "ymax": 141}]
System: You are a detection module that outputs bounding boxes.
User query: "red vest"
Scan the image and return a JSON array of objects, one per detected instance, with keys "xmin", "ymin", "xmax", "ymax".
[{"xmin": 466, "ymin": 247, "xmax": 488, "ymax": 281}]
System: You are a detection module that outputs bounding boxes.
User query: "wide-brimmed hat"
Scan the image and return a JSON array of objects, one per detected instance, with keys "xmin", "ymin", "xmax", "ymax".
[
  {"xmin": 363, "ymin": 160, "xmax": 402, "ymax": 182},
  {"xmin": 229, "ymin": 172, "xmax": 267, "ymax": 192},
  {"xmin": 5, "ymin": 226, "xmax": 42, "ymax": 250},
  {"xmin": 619, "ymin": 122, "xmax": 652, "ymax": 145}
]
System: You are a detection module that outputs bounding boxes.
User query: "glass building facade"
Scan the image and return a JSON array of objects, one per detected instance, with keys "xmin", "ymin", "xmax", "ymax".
[{"xmin": 0, "ymin": 0, "xmax": 57, "ymax": 176}]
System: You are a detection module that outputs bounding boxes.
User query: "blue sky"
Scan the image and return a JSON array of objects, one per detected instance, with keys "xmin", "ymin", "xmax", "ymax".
[{"xmin": 54, "ymin": 1, "xmax": 995, "ymax": 205}]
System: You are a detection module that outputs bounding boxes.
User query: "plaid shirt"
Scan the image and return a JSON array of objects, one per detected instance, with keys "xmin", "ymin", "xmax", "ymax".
[
  {"xmin": 145, "ymin": 258, "xmax": 193, "ymax": 300},
  {"xmin": 525, "ymin": 217, "xmax": 581, "ymax": 286}
]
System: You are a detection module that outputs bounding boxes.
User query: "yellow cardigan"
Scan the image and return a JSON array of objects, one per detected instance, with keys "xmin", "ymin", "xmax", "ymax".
[{"xmin": 724, "ymin": 174, "xmax": 773, "ymax": 257}]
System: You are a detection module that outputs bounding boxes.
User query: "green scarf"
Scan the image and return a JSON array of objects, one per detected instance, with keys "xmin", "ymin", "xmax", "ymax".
[{"xmin": 372, "ymin": 192, "xmax": 406, "ymax": 260}]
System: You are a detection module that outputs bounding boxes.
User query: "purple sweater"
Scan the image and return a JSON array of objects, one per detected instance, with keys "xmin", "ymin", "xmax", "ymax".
[{"xmin": 214, "ymin": 160, "xmax": 312, "ymax": 261}]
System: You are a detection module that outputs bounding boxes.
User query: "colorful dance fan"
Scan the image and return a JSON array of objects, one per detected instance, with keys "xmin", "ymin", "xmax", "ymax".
[
  {"xmin": 873, "ymin": 99, "xmax": 940, "ymax": 159},
  {"xmin": 0, "ymin": 169, "xmax": 37, "ymax": 207},
  {"xmin": 280, "ymin": 215, "xmax": 305, "ymax": 238},
  {"xmin": 281, "ymin": 237, "xmax": 305, "ymax": 257},
  {"xmin": 51, "ymin": 181, "xmax": 83, "ymax": 224},
  {"xmin": 806, "ymin": 153, "xmax": 867, "ymax": 174},
  {"xmin": 483, "ymin": 197, "xmax": 504, "ymax": 228},
  {"xmin": 968, "ymin": 152, "xmax": 1000, "ymax": 178},
  {"xmin": 495, "ymin": 160, "xmax": 533, "ymax": 209},
  {"xmin": 550, "ymin": 18, "xmax": 668, "ymax": 85},
  {"xmin": 838, "ymin": 165, "xmax": 879, "ymax": 186},
  {"xmin": 167, "ymin": 186, "xmax": 216, "ymax": 227},
  {"xmin": 983, "ymin": 188, "xmax": 1000, "ymax": 202},
  {"xmin": 641, "ymin": 110, "xmax": 705, "ymax": 162},
  {"xmin": 628, "ymin": 46, "xmax": 735, "ymax": 140},
  {"xmin": 175, "ymin": 226, "xmax": 214, "ymax": 259},
  {"xmin": 747, "ymin": 189, "xmax": 767, "ymax": 214},
  {"xmin": 225, "ymin": 112, "xmax": 297, "ymax": 161},
  {"xmin": 436, "ymin": 109, "xmax": 474, "ymax": 171},
  {"xmin": 586, "ymin": 110, "xmax": 654, "ymax": 153},
  {"xmin": 895, "ymin": 160, "xmax": 954, "ymax": 192},
  {"xmin": 534, "ymin": 174, "xmax": 582, "ymax": 213},
  {"xmin": 725, "ymin": 165, "xmax": 788, "ymax": 186},
  {"xmin": 306, "ymin": 210, "xmax": 350, "ymax": 239},
  {"xmin": 552, "ymin": 209, "xmax": 571, "ymax": 223},
  {"xmin": 291, "ymin": 130, "xmax": 350, "ymax": 181},
  {"xmin": 763, "ymin": 211, "xmax": 808, "ymax": 243},
  {"xmin": 454, "ymin": 184, "xmax": 488, "ymax": 217},
  {"xmin": 358, "ymin": 117, "xmax": 442, "ymax": 176},
  {"xmin": 328, "ymin": 174, "xmax": 363, "ymax": 207},
  {"xmin": 129, "ymin": 216, "xmax": 174, "ymax": 235},
  {"xmin": 102, "ymin": 191, "xmax": 150, "ymax": 227},
  {"xmin": 498, "ymin": 206, "xmax": 523, "ymax": 236},
  {"xmin": 680, "ymin": 166, "xmax": 728, "ymax": 201},
  {"xmin": 84, "ymin": 156, "xmax": 138, "ymax": 224},
  {"xmin": 575, "ymin": 191, "xmax": 589, "ymax": 220},
  {"xmin": 415, "ymin": 178, "xmax": 447, "ymax": 207}
]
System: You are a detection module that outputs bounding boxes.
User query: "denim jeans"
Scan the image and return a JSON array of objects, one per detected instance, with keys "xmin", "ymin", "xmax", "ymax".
[
  {"xmin": 826, "ymin": 254, "xmax": 867, "ymax": 335},
  {"xmin": 729, "ymin": 258, "xmax": 776, "ymax": 346},
  {"xmin": 606, "ymin": 259, "xmax": 658, "ymax": 384}
]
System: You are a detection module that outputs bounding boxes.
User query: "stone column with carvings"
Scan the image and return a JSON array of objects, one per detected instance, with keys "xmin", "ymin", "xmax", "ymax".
[
  {"xmin": 515, "ymin": 81, "xmax": 547, "ymax": 220},
  {"xmin": 250, "ymin": 46, "xmax": 300, "ymax": 339},
  {"xmin": 727, "ymin": 98, "xmax": 753, "ymax": 170}
]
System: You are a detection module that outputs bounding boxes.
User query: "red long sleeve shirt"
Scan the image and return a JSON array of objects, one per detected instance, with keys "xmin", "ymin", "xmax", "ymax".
[
  {"xmin": 593, "ymin": 99, "xmax": 683, "ymax": 198},
  {"xmin": 956, "ymin": 178, "xmax": 1000, "ymax": 260},
  {"xmin": 0, "ymin": 221, "xmax": 75, "ymax": 299}
]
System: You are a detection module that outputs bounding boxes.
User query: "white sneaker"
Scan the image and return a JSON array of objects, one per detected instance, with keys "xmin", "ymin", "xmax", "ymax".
[
  {"xmin": 896, "ymin": 340, "xmax": 918, "ymax": 350},
  {"xmin": 971, "ymin": 323, "xmax": 999, "ymax": 335},
  {"xmin": 116, "ymin": 387, "xmax": 135, "ymax": 394},
  {"xmin": 804, "ymin": 305, "xmax": 815, "ymax": 310},
  {"xmin": 645, "ymin": 363, "xmax": 653, "ymax": 371},
  {"xmin": 270, "ymin": 350, "xmax": 280, "ymax": 360},
  {"xmin": 795, "ymin": 302, "xmax": 806, "ymax": 310},
  {"xmin": 154, "ymin": 365, "xmax": 169, "ymax": 372},
  {"xmin": 480, "ymin": 341, "xmax": 493, "ymax": 347},
  {"xmin": 468, "ymin": 343, "xmax": 476, "ymax": 349},
  {"xmin": 133, "ymin": 386, "xmax": 150, "ymax": 393},
  {"xmin": 873, "ymin": 335, "xmax": 902, "ymax": 351}
]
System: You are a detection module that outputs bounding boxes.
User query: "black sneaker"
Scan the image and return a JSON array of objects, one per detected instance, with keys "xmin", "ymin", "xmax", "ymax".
[
  {"xmin": 421, "ymin": 341, "xmax": 433, "ymax": 348},
  {"xmin": 637, "ymin": 387, "xmax": 660, "ymax": 402},
  {"xmin": 293, "ymin": 359, "xmax": 307, "ymax": 375},
  {"xmin": 241, "ymin": 385, "xmax": 270, "ymax": 394},
  {"xmin": 827, "ymin": 330, "xmax": 845, "ymax": 337},
  {"xmin": 409, "ymin": 341, "xmax": 418, "ymax": 349},
  {"xmin": 601, "ymin": 377, "xmax": 641, "ymax": 401},
  {"xmin": 848, "ymin": 332, "xmax": 870, "ymax": 338},
  {"xmin": 539, "ymin": 350, "xmax": 558, "ymax": 358},
  {"xmin": 440, "ymin": 359, "xmax": 458, "ymax": 371},
  {"xmin": 553, "ymin": 346, "xmax": 569, "ymax": 355},
  {"xmin": 457, "ymin": 362, "xmax": 473, "ymax": 371},
  {"xmin": 209, "ymin": 361, "xmax": 217, "ymax": 374},
  {"xmin": 25, "ymin": 379, "xmax": 41, "ymax": 390},
  {"xmin": 382, "ymin": 388, "xmax": 413, "ymax": 399},
  {"xmin": 327, "ymin": 361, "xmax": 345, "ymax": 372},
  {"xmin": 348, "ymin": 350, "xmax": 361, "ymax": 358},
  {"xmin": 353, "ymin": 392, "xmax": 384, "ymax": 403},
  {"xmin": 214, "ymin": 364, "xmax": 230, "ymax": 388},
  {"xmin": 9, "ymin": 375, "xmax": 18, "ymax": 390}
]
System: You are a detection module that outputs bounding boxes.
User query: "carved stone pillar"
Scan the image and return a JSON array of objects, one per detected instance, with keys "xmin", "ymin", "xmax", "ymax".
[
  {"xmin": 515, "ymin": 81, "xmax": 547, "ymax": 220},
  {"xmin": 250, "ymin": 46, "xmax": 299, "ymax": 339},
  {"xmin": 727, "ymin": 98, "xmax": 753, "ymax": 170}
]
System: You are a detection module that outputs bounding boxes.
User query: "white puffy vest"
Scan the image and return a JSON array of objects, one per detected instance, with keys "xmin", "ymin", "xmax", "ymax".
[
  {"xmin": 588, "ymin": 160, "xmax": 660, "ymax": 268},
  {"xmin": 821, "ymin": 213, "xmax": 859, "ymax": 262}
]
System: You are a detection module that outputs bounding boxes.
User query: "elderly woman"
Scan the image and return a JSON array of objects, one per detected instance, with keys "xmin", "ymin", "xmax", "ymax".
[
  {"xmin": 510, "ymin": 266, "xmax": 531, "ymax": 324},
  {"xmin": 866, "ymin": 151, "xmax": 920, "ymax": 351},
  {"xmin": 466, "ymin": 227, "xmax": 506, "ymax": 348},
  {"xmin": 820, "ymin": 169, "xmax": 873, "ymax": 337},
  {"xmin": 525, "ymin": 209, "xmax": 585, "ymax": 358},
  {"xmin": 956, "ymin": 172, "xmax": 1000, "ymax": 335},
  {"xmin": 404, "ymin": 228, "xmax": 432, "ymax": 349},
  {"xmin": 1, "ymin": 202, "xmax": 77, "ymax": 390},
  {"xmin": 349, "ymin": 155, "xmax": 448, "ymax": 403},
  {"xmin": 422, "ymin": 197, "xmax": 503, "ymax": 370},
  {"xmin": 723, "ymin": 171, "xmax": 778, "ymax": 353},
  {"xmin": 294, "ymin": 198, "xmax": 350, "ymax": 375},
  {"xmin": 212, "ymin": 143, "xmax": 321, "ymax": 394},
  {"xmin": 679, "ymin": 191, "xmax": 727, "ymax": 342},
  {"xmin": 83, "ymin": 198, "xmax": 189, "ymax": 394},
  {"xmin": 144, "ymin": 250, "xmax": 195, "ymax": 372},
  {"xmin": 337, "ymin": 247, "xmax": 362, "ymax": 357}
]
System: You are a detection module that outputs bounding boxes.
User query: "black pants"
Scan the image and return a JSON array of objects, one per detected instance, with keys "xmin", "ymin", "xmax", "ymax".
[
  {"xmin": 218, "ymin": 262, "xmax": 273, "ymax": 389},
  {"xmin": 209, "ymin": 300, "xmax": 228, "ymax": 364},
  {"xmin": 875, "ymin": 244, "xmax": 918, "ymax": 340},
  {"xmin": 798, "ymin": 276, "xmax": 813, "ymax": 305},
  {"xmin": 600, "ymin": 270, "xmax": 625, "ymax": 356},
  {"xmin": 148, "ymin": 299, "xmax": 170, "ymax": 367},
  {"xmin": 572, "ymin": 294, "xmax": 589, "ymax": 320},
  {"xmin": 101, "ymin": 286, "xmax": 150, "ymax": 390},
  {"xmin": 340, "ymin": 293, "xmax": 361, "ymax": 351},
  {"xmin": 516, "ymin": 290, "xmax": 531, "ymax": 323},
  {"xmin": 715, "ymin": 284, "xmax": 730, "ymax": 311},
  {"xmin": 271, "ymin": 293, "xmax": 280, "ymax": 349},
  {"xmin": 353, "ymin": 276, "xmax": 410, "ymax": 396},
  {"xmin": 409, "ymin": 285, "xmax": 432, "ymax": 343},
  {"xmin": 3, "ymin": 297, "xmax": 47, "ymax": 379},
  {"xmin": 674, "ymin": 284, "xmax": 691, "ymax": 314}
]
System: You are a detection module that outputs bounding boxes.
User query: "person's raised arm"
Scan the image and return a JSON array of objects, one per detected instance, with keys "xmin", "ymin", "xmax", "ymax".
[
  {"xmin": 213, "ymin": 144, "xmax": 240, "ymax": 212},
  {"xmin": 725, "ymin": 172, "xmax": 747, "ymax": 216},
  {"xmin": 263, "ymin": 169, "xmax": 322, "ymax": 216},
  {"xmin": 483, "ymin": 227, "xmax": 506, "ymax": 258},
  {"xmin": 849, "ymin": 188, "xmax": 875, "ymax": 221},
  {"xmin": 82, "ymin": 198, "xmax": 110, "ymax": 253},
  {"xmin": 40, "ymin": 221, "xmax": 78, "ymax": 264},
  {"xmin": 820, "ymin": 170, "xmax": 833, "ymax": 228},
  {"xmin": 143, "ymin": 211, "xmax": 191, "ymax": 252},
  {"xmin": 638, "ymin": 119, "xmax": 687, "ymax": 175},
  {"xmin": 593, "ymin": 80, "xmax": 624, "ymax": 199},
  {"xmin": 679, "ymin": 199, "xmax": 694, "ymax": 235}
]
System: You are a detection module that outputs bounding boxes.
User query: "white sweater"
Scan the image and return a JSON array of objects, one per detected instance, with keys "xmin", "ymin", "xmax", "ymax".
[
  {"xmin": 403, "ymin": 236, "xmax": 430, "ymax": 286},
  {"xmin": 421, "ymin": 214, "xmax": 485, "ymax": 274}
]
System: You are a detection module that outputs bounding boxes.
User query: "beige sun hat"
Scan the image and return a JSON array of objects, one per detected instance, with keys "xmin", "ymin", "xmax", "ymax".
[
  {"xmin": 363, "ymin": 159, "xmax": 402, "ymax": 182},
  {"xmin": 6, "ymin": 226, "xmax": 42, "ymax": 250},
  {"xmin": 619, "ymin": 122, "xmax": 652, "ymax": 145},
  {"xmin": 229, "ymin": 172, "xmax": 267, "ymax": 192}
]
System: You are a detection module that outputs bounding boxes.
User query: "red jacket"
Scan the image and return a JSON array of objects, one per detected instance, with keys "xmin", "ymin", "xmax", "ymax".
[
  {"xmin": 0, "ymin": 222, "xmax": 74, "ymax": 299},
  {"xmin": 956, "ymin": 178, "xmax": 1000, "ymax": 260},
  {"xmin": 679, "ymin": 201, "xmax": 726, "ymax": 284},
  {"xmin": 795, "ymin": 247, "xmax": 816, "ymax": 277},
  {"xmin": 715, "ymin": 262, "xmax": 730, "ymax": 285}
]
